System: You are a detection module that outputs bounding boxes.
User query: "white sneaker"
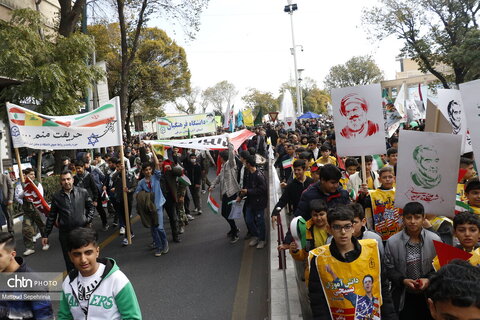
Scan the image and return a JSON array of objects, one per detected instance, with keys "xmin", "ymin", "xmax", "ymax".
[
  {"xmin": 32, "ymin": 233, "xmax": 41, "ymax": 242},
  {"xmin": 23, "ymin": 249, "xmax": 35, "ymax": 256},
  {"xmin": 256, "ymin": 241, "xmax": 266, "ymax": 249},
  {"xmin": 186, "ymin": 214, "xmax": 195, "ymax": 221},
  {"xmin": 42, "ymin": 244, "xmax": 50, "ymax": 251},
  {"xmin": 119, "ymin": 227, "xmax": 125, "ymax": 235},
  {"xmin": 249, "ymin": 237, "xmax": 259, "ymax": 247},
  {"xmin": 179, "ymin": 227, "xmax": 185, "ymax": 234}
]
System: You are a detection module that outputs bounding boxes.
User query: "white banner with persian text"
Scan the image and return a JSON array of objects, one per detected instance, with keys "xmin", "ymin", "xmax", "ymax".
[
  {"xmin": 144, "ymin": 129, "xmax": 255, "ymax": 151},
  {"xmin": 7, "ymin": 97, "xmax": 122, "ymax": 150},
  {"xmin": 156, "ymin": 113, "xmax": 217, "ymax": 138},
  {"xmin": 332, "ymin": 84, "xmax": 386, "ymax": 156},
  {"xmin": 395, "ymin": 130, "xmax": 461, "ymax": 217}
]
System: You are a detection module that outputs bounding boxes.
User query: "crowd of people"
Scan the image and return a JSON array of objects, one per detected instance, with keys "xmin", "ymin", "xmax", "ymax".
[
  {"xmin": 268, "ymin": 118, "xmax": 480, "ymax": 320},
  {"xmin": 0, "ymin": 115, "xmax": 478, "ymax": 319}
]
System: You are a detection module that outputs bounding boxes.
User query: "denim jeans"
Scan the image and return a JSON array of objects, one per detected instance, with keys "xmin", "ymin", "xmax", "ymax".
[
  {"xmin": 245, "ymin": 207, "xmax": 266, "ymax": 241},
  {"xmin": 151, "ymin": 208, "xmax": 168, "ymax": 250}
]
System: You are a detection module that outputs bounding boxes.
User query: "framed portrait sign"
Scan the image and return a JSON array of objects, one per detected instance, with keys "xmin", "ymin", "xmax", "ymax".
[
  {"xmin": 437, "ymin": 89, "xmax": 472, "ymax": 154},
  {"xmin": 460, "ymin": 79, "xmax": 480, "ymax": 165},
  {"xmin": 332, "ymin": 84, "xmax": 386, "ymax": 156},
  {"xmin": 395, "ymin": 130, "xmax": 461, "ymax": 217}
]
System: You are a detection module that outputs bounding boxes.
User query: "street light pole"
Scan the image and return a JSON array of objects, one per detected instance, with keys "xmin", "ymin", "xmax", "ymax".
[
  {"xmin": 284, "ymin": 1, "xmax": 302, "ymax": 116},
  {"xmin": 298, "ymin": 68, "xmax": 304, "ymax": 113}
]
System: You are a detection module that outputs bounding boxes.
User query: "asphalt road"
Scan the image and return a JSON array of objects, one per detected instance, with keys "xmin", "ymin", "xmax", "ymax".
[{"xmin": 12, "ymin": 174, "xmax": 269, "ymax": 320}]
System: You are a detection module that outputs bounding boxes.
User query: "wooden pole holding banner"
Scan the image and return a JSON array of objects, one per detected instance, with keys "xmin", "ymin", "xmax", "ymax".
[
  {"xmin": 361, "ymin": 155, "xmax": 367, "ymax": 186},
  {"xmin": 433, "ymin": 108, "xmax": 440, "ymax": 133},
  {"xmin": 361, "ymin": 155, "xmax": 374, "ymax": 229},
  {"xmin": 14, "ymin": 148, "xmax": 25, "ymax": 183},
  {"xmin": 119, "ymin": 145, "xmax": 132, "ymax": 244},
  {"xmin": 37, "ymin": 150, "xmax": 43, "ymax": 183}
]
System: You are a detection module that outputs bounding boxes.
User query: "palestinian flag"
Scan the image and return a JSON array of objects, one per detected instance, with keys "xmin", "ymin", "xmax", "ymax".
[
  {"xmin": 207, "ymin": 193, "xmax": 220, "ymax": 214},
  {"xmin": 455, "ymin": 197, "xmax": 471, "ymax": 214},
  {"xmin": 282, "ymin": 158, "xmax": 293, "ymax": 169}
]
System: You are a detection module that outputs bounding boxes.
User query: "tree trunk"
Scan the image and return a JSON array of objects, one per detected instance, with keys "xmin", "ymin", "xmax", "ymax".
[
  {"xmin": 58, "ymin": 0, "xmax": 86, "ymax": 37},
  {"xmin": 117, "ymin": 0, "xmax": 149, "ymax": 144},
  {"xmin": 125, "ymin": 101, "xmax": 132, "ymax": 142}
]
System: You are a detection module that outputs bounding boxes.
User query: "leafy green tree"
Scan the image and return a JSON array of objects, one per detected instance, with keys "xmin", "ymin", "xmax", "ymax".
[
  {"xmin": 114, "ymin": 0, "xmax": 208, "ymax": 140},
  {"xmin": 304, "ymin": 88, "xmax": 330, "ymax": 115},
  {"xmin": 89, "ymin": 24, "xmax": 191, "ymax": 136},
  {"xmin": 203, "ymin": 81, "xmax": 238, "ymax": 115},
  {"xmin": 242, "ymin": 88, "xmax": 279, "ymax": 115},
  {"xmin": 324, "ymin": 55, "xmax": 384, "ymax": 90},
  {"xmin": 363, "ymin": 0, "xmax": 480, "ymax": 88},
  {"xmin": 0, "ymin": 9, "xmax": 102, "ymax": 115},
  {"xmin": 175, "ymin": 87, "xmax": 202, "ymax": 114}
]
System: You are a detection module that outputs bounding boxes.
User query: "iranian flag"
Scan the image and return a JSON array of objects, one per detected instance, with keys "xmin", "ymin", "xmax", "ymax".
[
  {"xmin": 282, "ymin": 158, "xmax": 293, "ymax": 169},
  {"xmin": 455, "ymin": 197, "xmax": 471, "ymax": 215},
  {"xmin": 207, "ymin": 193, "xmax": 220, "ymax": 214}
]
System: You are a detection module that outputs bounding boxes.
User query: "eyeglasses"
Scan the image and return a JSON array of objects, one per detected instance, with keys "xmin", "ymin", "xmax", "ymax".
[{"xmin": 331, "ymin": 224, "xmax": 353, "ymax": 232}]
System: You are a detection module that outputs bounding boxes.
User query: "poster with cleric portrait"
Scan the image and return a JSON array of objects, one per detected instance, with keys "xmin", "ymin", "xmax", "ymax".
[
  {"xmin": 460, "ymin": 79, "xmax": 480, "ymax": 164},
  {"xmin": 395, "ymin": 130, "xmax": 461, "ymax": 217},
  {"xmin": 332, "ymin": 84, "xmax": 386, "ymax": 156},
  {"xmin": 437, "ymin": 89, "xmax": 472, "ymax": 154}
]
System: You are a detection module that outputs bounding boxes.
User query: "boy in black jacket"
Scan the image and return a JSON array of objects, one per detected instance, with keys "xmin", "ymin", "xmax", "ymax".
[{"xmin": 240, "ymin": 156, "xmax": 267, "ymax": 249}]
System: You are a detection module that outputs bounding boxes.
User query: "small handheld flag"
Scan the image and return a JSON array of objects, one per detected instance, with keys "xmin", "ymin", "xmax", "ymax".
[
  {"xmin": 207, "ymin": 193, "xmax": 220, "ymax": 214},
  {"xmin": 455, "ymin": 197, "xmax": 471, "ymax": 214},
  {"xmin": 282, "ymin": 158, "xmax": 293, "ymax": 169}
]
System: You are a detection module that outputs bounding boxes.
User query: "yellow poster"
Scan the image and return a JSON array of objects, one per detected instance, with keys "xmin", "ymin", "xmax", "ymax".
[
  {"xmin": 243, "ymin": 109, "xmax": 254, "ymax": 127},
  {"xmin": 369, "ymin": 189, "xmax": 402, "ymax": 241},
  {"xmin": 310, "ymin": 239, "xmax": 382, "ymax": 320}
]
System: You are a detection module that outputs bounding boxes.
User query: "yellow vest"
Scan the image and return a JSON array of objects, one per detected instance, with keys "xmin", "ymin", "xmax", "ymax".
[
  {"xmin": 457, "ymin": 184, "xmax": 467, "ymax": 202},
  {"xmin": 309, "ymin": 239, "xmax": 382, "ymax": 320},
  {"xmin": 433, "ymin": 247, "xmax": 480, "ymax": 271},
  {"xmin": 369, "ymin": 189, "xmax": 403, "ymax": 241},
  {"xmin": 467, "ymin": 203, "xmax": 480, "ymax": 215},
  {"xmin": 316, "ymin": 156, "xmax": 337, "ymax": 166}
]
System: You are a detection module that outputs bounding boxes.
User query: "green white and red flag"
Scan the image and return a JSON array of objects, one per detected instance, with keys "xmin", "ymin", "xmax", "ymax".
[
  {"xmin": 207, "ymin": 193, "xmax": 220, "ymax": 214},
  {"xmin": 282, "ymin": 158, "xmax": 293, "ymax": 169}
]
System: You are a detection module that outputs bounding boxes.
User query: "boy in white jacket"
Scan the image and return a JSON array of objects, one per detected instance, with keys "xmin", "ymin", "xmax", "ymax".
[{"xmin": 58, "ymin": 228, "xmax": 141, "ymax": 320}]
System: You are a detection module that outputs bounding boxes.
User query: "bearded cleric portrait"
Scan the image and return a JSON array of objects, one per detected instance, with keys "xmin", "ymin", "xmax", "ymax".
[
  {"xmin": 339, "ymin": 93, "xmax": 379, "ymax": 139},
  {"xmin": 332, "ymin": 83, "xmax": 386, "ymax": 157}
]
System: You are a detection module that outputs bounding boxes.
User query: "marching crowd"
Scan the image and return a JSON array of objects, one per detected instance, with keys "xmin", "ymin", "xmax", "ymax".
[
  {"xmin": 269, "ymin": 118, "xmax": 479, "ymax": 320},
  {"xmin": 0, "ymin": 116, "xmax": 478, "ymax": 319}
]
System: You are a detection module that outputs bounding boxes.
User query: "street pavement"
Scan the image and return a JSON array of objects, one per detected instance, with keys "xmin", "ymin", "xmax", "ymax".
[{"xmin": 11, "ymin": 176, "xmax": 269, "ymax": 320}]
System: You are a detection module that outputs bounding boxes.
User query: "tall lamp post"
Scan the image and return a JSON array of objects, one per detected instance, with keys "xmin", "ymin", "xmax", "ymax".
[
  {"xmin": 284, "ymin": 1, "xmax": 302, "ymax": 116},
  {"xmin": 297, "ymin": 68, "xmax": 304, "ymax": 114}
]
